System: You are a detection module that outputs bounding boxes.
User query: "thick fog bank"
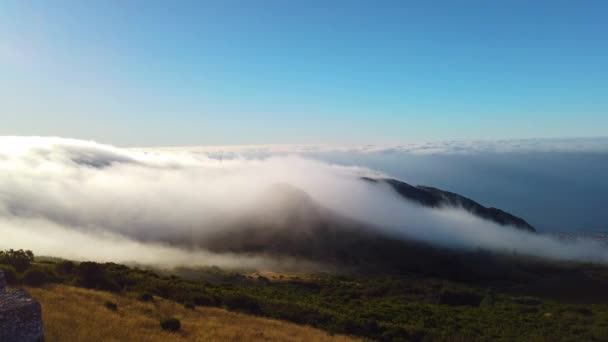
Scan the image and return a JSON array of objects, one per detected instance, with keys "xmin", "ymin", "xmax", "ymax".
[
  {"xmin": 1, "ymin": 136, "xmax": 607, "ymax": 268},
  {"xmin": 312, "ymin": 150, "xmax": 608, "ymax": 233},
  {"xmin": 167, "ymin": 138, "xmax": 608, "ymax": 233}
]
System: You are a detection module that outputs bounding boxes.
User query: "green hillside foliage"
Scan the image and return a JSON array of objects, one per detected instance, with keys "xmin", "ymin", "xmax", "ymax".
[{"xmin": 3, "ymin": 249, "xmax": 608, "ymax": 341}]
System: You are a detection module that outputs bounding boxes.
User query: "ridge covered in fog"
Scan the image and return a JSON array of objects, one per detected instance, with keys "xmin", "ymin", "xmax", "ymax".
[{"xmin": 1, "ymin": 137, "xmax": 607, "ymax": 269}]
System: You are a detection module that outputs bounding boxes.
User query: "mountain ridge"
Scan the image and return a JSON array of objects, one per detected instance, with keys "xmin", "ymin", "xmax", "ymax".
[
  {"xmin": 362, "ymin": 177, "xmax": 536, "ymax": 232},
  {"xmin": 199, "ymin": 179, "xmax": 539, "ymax": 274}
]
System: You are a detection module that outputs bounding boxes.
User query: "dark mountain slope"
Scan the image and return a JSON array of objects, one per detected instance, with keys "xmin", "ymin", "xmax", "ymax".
[
  {"xmin": 200, "ymin": 182, "xmax": 540, "ymax": 277},
  {"xmin": 363, "ymin": 177, "xmax": 536, "ymax": 232}
]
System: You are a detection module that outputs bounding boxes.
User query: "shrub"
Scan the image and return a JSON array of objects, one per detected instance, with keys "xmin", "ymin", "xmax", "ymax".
[
  {"xmin": 222, "ymin": 293, "xmax": 261, "ymax": 314},
  {"xmin": 104, "ymin": 301, "xmax": 118, "ymax": 311},
  {"xmin": 574, "ymin": 307, "xmax": 592, "ymax": 316},
  {"xmin": 55, "ymin": 261, "xmax": 75, "ymax": 275},
  {"xmin": 137, "ymin": 292, "xmax": 154, "ymax": 302},
  {"xmin": 260, "ymin": 301, "xmax": 331, "ymax": 326},
  {"xmin": 512, "ymin": 297, "xmax": 542, "ymax": 306},
  {"xmin": 380, "ymin": 326, "xmax": 410, "ymax": 342},
  {"xmin": 340, "ymin": 317, "xmax": 382, "ymax": 337},
  {"xmin": 257, "ymin": 276, "xmax": 271, "ymax": 285},
  {"xmin": 75, "ymin": 262, "xmax": 120, "ymax": 292},
  {"xmin": 96, "ymin": 275, "xmax": 121, "ymax": 292},
  {"xmin": 592, "ymin": 326, "xmax": 608, "ymax": 341},
  {"xmin": 480, "ymin": 289, "xmax": 495, "ymax": 307},
  {"xmin": 193, "ymin": 294, "xmax": 216, "ymax": 306},
  {"xmin": 518, "ymin": 306, "xmax": 539, "ymax": 314},
  {"xmin": 76, "ymin": 262, "xmax": 104, "ymax": 288},
  {"xmin": 0, "ymin": 249, "xmax": 34, "ymax": 272},
  {"xmin": 438, "ymin": 289, "xmax": 483, "ymax": 307},
  {"xmin": 184, "ymin": 301, "xmax": 195, "ymax": 310},
  {"xmin": 160, "ymin": 317, "xmax": 181, "ymax": 332},
  {"xmin": 0, "ymin": 265, "xmax": 17, "ymax": 284},
  {"xmin": 23, "ymin": 269, "xmax": 49, "ymax": 287}
]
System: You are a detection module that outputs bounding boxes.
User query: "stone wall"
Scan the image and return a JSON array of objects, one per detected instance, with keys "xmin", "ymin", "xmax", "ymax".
[{"xmin": 0, "ymin": 271, "xmax": 45, "ymax": 342}]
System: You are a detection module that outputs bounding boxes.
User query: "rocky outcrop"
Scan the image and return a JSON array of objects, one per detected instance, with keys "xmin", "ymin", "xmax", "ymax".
[{"xmin": 0, "ymin": 271, "xmax": 45, "ymax": 342}]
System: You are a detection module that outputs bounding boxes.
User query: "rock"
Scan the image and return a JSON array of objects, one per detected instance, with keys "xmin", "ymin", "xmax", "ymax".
[{"xmin": 0, "ymin": 271, "xmax": 45, "ymax": 342}]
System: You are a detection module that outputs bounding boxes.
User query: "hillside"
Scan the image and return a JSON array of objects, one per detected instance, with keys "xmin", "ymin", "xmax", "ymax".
[
  {"xmin": 28, "ymin": 285, "xmax": 357, "ymax": 342},
  {"xmin": 3, "ymin": 248, "xmax": 608, "ymax": 341},
  {"xmin": 363, "ymin": 177, "xmax": 535, "ymax": 232},
  {"xmin": 199, "ymin": 180, "xmax": 539, "ymax": 273}
]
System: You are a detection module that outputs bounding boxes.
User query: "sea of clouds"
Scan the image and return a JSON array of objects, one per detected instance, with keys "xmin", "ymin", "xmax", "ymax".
[{"xmin": 1, "ymin": 136, "xmax": 608, "ymax": 268}]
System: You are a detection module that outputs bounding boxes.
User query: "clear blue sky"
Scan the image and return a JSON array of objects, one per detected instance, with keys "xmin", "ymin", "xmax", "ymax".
[{"xmin": 1, "ymin": 1, "xmax": 606, "ymax": 146}]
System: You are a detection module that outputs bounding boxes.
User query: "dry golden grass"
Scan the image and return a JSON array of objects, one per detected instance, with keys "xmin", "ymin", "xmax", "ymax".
[{"xmin": 27, "ymin": 285, "xmax": 358, "ymax": 342}]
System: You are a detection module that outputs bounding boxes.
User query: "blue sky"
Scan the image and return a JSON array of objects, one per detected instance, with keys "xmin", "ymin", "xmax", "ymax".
[{"xmin": 1, "ymin": 1, "xmax": 606, "ymax": 146}]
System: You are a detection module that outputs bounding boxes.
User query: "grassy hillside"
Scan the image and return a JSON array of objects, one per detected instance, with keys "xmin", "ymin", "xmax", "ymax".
[
  {"xmin": 5, "ymin": 249, "xmax": 608, "ymax": 341},
  {"xmin": 28, "ymin": 285, "xmax": 357, "ymax": 342}
]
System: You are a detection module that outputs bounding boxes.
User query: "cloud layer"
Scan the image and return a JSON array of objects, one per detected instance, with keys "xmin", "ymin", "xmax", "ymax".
[
  {"xmin": 1, "ymin": 136, "xmax": 607, "ymax": 268},
  {"xmin": 142, "ymin": 137, "xmax": 608, "ymax": 158}
]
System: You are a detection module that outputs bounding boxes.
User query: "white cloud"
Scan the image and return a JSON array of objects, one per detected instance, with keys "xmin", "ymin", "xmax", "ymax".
[
  {"xmin": 138, "ymin": 137, "xmax": 608, "ymax": 157},
  {"xmin": 1, "ymin": 136, "xmax": 607, "ymax": 268}
]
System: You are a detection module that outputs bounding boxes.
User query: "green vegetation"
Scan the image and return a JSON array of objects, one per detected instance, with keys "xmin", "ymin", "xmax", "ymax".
[
  {"xmin": 3, "ymin": 249, "xmax": 608, "ymax": 341},
  {"xmin": 0, "ymin": 264, "xmax": 17, "ymax": 283},
  {"xmin": 0, "ymin": 249, "xmax": 34, "ymax": 272},
  {"xmin": 137, "ymin": 292, "xmax": 154, "ymax": 302},
  {"xmin": 104, "ymin": 301, "xmax": 118, "ymax": 311},
  {"xmin": 160, "ymin": 317, "xmax": 181, "ymax": 332},
  {"xmin": 23, "ymin": 268, "xmax": 49, "ymax": 287}
]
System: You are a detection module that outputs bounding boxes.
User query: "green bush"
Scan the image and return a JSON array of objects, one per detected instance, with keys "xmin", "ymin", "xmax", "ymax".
[
  {"xmin": 75, "ymin": 262, "xmax": 120, "ymax": 292},
  {"xmin": 55, "ymin": 261, "xmax": 75, "ymax": 275},
  {"xmin": 222, "ymin": 293, "xmax": 261, "ymax": 314},
  {"xmin": 76, "ymin": 262, "xmax": 104, "ymax": 288},
  {"xmin": 137, "ymin": 292, "xmax": 154, "ymax": 302},
  {"xmin": 438, "ymin": 288, "xmax": 483, "ymax": 307},
  {"xmin": 574, "ymin": 307, "xmax": 592, "ymax": 316},
  {"xmin": 193, "ymin": 294, "xmax": 216, "ymax": 306},
  {"xmin": 104, "ymin": 301, "xmax": 118, "ymax": 311},
  {"xmin": 480, "ymin": 289, "xmax": 495, "ymax": 307},
  {"xmin": 0, "ymin": 249, "xmax": 34, "ymax": 272},
  {"xmin": 518, "ymin": 306, "xmax": 539, "ymax": 314},
  {"xmin": 0, "ymin": 265, "xmax": 17, "ymax": 284},
  {"xmin": 160, "ymin": 317, "xmax": 181, "ymax": 332},
  {"xmin": 512, "ymin": 297, "xmax": 542, "ymax": 306},
  {"xmin": 591, "ymin": 326, "xmax": 608, "ymax": 341},
  {"xmin": 260, "ymin": 301, "xmax": 331, "ymax": 326},
  {"xmin": 380, "ymin": 326, "xmax": 410, "ymax": 342},
  {"xmin": 23, "ymin": 269, "xmax": 49, "ymax": 287}
]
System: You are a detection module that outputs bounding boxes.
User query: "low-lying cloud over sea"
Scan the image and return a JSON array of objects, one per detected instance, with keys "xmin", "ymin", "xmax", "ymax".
[
  {"xmin": 149, "ymin": 137, "xmax": 608, "ymax": 233},
  {"xmin": 1, "ymin": 136, "xmax": 607, "ymax": 268}
]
